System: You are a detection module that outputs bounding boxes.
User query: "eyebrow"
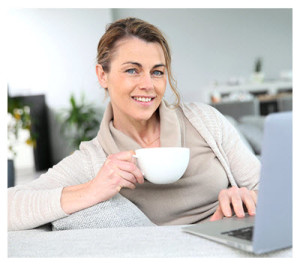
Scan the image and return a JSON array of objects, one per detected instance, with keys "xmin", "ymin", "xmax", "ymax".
[{"xmin": 122, "ymin": 61, "xmax": 166, "ymax": 68}]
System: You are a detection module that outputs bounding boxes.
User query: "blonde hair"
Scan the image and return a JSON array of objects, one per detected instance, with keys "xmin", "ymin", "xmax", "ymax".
[{"xmin": 97, "ymin": 17, "xmax": 180, "ymax": 107}]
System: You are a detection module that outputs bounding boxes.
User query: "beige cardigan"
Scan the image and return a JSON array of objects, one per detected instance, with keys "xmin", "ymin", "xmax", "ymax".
[{"xmin": 8, "ymin": 102, "xmax": 260, "ymax": 231}]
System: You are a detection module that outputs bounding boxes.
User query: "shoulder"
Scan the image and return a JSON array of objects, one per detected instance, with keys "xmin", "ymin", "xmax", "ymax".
[
  {"xmin": 79, "ymin": 137, "xmax": 105, "ymax": 157},
  {"xmin": 179, "ymin": 102, "xmax": 226, "ymax": 128},
  {"xmin": 179, "ymin": 101, "xmax": 238, "ymax": 145}
]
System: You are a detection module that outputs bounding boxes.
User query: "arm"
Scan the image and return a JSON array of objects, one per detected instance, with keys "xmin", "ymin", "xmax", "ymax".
[
  {"xmin": 60, "ymin": 151, "xmax": 144, "ymax": 215},
  {"xmin": 8, "ymin": 149, "xmax": 144, "ymax": 231},
  {"xmin": 8, "ymin": 150, "xmax": 91, "ymax": 231},
  {"xmin": 219, "ymin": 110, "xmax": 261, "ymax": 190},
  {"xmin": 210, "ymin": 109, "xmax": 261, "ymax": 221},
  {"xmin": 183, "ymin": 102, "xmax": 260, "ymax": 190}
]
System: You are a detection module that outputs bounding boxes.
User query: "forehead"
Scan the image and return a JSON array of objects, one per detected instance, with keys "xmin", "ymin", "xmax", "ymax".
[{"xmin": 111, "ymin": 37, "xmax": 166, "ymax": 65}]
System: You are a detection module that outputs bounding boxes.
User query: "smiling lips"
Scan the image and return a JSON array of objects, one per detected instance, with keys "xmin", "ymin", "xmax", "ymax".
[{"xmin": 132, "ymin": 96, "xmax": 155, "ymax": 103}]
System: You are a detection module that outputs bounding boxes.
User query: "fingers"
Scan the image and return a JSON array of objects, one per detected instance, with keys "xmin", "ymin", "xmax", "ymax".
[
  {"xmin": 118, "ymin": 160, "xmax": 144, "ymax": 184},
  {"xmin": 231, "ymin": 189, "xmax": 245, "ymax": 218},
  {"xmin": 241, "ymin": 188, "xmax": 256, "ymax": 216},
  {"xmin": 117, "ymin": 169, "xmax": 136, "ymax": 183},
  {"xmin": 108, "ymin": 158, "xmax": 144, "ymax": 184},
  {"xmin": 116, "ymin": 179, "xmax": 136, "ymax": 191},
  {"xmin": 102, "ymin": 151, "xmax": 144, "ymax": 193},
  {"xmin": 90, "ymin": 151, "xmax": 145, "ymax": 203},
  {"xmin": 218, "ymin": 189, "xmax": 233, "ymax": 217},
  {"xmin": 250, "ymin": 190, "xmax": 258, "ymax": 205},
  {"xmin": 210, "ymin": 205, "xmax": 224, "ymax": 221},
  {"xmin": 213, "ymin": 187, "xmax": 258, "ymax": 221},
  {"xmin": 110, "ymin": 150, "xmax": 136, "ymax": 163}
]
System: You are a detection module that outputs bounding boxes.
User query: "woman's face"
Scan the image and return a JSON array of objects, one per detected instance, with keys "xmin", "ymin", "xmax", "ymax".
[{"xmin": 97, "ymin": 37, "xmax": 167, "ymax": 124}]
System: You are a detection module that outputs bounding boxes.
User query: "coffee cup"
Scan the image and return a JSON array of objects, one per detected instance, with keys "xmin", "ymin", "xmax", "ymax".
[{"xmin": 134, "ymin": 147, "xmax": 190, "ymax": 184}]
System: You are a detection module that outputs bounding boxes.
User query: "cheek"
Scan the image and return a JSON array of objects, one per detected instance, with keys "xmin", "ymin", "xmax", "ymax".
[
  {"xmin": 107, "ymin": 75, "xmax": 128, "ymax": 94},
  {"xmin": 157, "ymin": 78, "xmax": 167, "ymax": 95}
]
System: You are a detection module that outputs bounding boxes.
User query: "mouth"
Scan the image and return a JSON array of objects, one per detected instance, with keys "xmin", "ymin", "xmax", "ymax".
[{"xmin": 131, "ymin": 96, "xmax": 156, "ymax": 103}]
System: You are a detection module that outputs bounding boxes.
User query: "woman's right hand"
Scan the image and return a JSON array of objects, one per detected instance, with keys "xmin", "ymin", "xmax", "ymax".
[
  {"xmin": 61, "ymin": 150, "xmax": 144, "ymax": 215},
  {"xmin": 87, "ymin": 150, "xmax": 144, "ymax": 203}
]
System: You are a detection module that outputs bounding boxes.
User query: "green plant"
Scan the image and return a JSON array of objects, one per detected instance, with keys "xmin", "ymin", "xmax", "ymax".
[
  {"xmin": 7, "ymin": 95, "xmax": 36, "ymax": 157},
  {"xmin": 254, "ymin": 58, "xmax": 262, "ymax": 73},
  {"xmin": 59, "ymin": 93, "xmax": 103, "ymax": 149}
]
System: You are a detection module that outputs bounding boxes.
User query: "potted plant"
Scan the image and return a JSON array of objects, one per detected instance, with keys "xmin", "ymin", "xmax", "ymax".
[
  {"xmin": 251, "ymin": 57, "xmax": 265, "ymax": 83},
  {"xmin": 7, "ymin": 94, "xmax": 36, "ymax": 187},
  {"xmin": 58, "ymin": 93, "xmax": 104, "ymax": 150}
]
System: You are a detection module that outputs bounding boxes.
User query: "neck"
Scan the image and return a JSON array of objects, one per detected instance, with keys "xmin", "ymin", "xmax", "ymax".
[{"xmin": 113, "ymin": 110, "xmax": 160, "ymax": 148}]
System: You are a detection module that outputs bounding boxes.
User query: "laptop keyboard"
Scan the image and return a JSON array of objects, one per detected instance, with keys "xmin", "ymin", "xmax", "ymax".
[{"xmin": 221, "ymin": 226, "xmax": 254, "ymax": 241}]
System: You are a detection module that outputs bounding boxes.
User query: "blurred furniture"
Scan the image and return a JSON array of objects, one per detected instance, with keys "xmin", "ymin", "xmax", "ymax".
[
  {"xmin": 8, "ymin": 160, "xmax": 15, "ymax": 188},
  {"xmin": 209, "ymin": 80, "xmax": 292, "ymax": 117},
  {"xmin": 257, "ymin": 93, "xmax": 292, "ymax": 115},
  {"xmin": 277, "ymin": 95, "xmax": 293, "ymax": 112},
  {"xmin": 211, "ymin": 91, "xmax": 292, "ymax": 156},
  {"xmin": 212, "ymin": 93, "xmax": 292, "ymax": 120},
  {"xmin": 209, "ymin": 81, "xmax": 292, "ymax": 100},
  {"xmin": 212, "ymin": 99, "xmax": 260, "ymax": 120},
  {"xmin": 8, "ymin": 225, "xmax": 292, "ymax": 257}
]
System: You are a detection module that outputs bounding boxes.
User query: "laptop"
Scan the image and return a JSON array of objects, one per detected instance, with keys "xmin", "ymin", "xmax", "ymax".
[{"xmin": 182, "ymin": 111, "xmax": 292, "ymax": 254}]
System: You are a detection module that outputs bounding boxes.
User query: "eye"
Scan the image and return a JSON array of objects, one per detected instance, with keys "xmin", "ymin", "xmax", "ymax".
[
  {"xmin": 125, "ymin": 68, "xmax": 138, "ymax": 74},
  {"xmin": 152, "ymin": 70, "xmax": 164, "ymax": 77}
]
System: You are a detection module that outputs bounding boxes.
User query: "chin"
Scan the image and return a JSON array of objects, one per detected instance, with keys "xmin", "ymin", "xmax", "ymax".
[{"xmin": 133, "ymin": 112, "xmax": 155, "ymax": 122}]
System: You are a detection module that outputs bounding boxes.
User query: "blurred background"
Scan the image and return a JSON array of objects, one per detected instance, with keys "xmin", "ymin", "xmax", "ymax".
[{"xmin": 6, "ymin": 8, "xmax": 292, "ymax": 186}]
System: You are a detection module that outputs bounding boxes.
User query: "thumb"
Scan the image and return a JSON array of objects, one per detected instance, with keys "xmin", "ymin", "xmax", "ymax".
[
  {"xmin": 210, "ymin": 205, "xmax": 224, "ymax": 221},
  {"xmin": 114, "ymin": 150, "xmax": 136, "ymax": 162}
]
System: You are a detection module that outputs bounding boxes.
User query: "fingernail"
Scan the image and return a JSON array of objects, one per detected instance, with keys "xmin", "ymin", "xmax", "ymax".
[
  {"xmin": 225, "ymin": 211, "xmax": 231, "ymax": 217},
  {"xmin": 238, "ymin": 212, "xmax": 245, "ymax": 217}
]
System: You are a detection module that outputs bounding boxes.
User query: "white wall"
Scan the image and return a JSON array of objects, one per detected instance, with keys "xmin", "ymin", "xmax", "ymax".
[
  {"xmin": 112, "ymin": 8, "xmax": 292, "ymax": 102},
  {"xmin": 7, "ymin": 8, "xmax": 292, "ymax": 164},
  {"xmin": 8, "ymin": 8, "xmax": 112, "ymax": 108},
  {"xmin": 7, "ymin": 8, "xmax": 112, "ymax": 164}
]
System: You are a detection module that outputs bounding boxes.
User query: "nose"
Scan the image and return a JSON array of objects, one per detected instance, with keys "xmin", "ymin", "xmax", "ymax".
[{"xmin": 139, "ymin": 73, "xmax": 154, "ymax": 90}]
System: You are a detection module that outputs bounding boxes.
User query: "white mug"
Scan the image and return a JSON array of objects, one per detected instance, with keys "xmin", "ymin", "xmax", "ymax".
[{"xmin": 134, "ymin": 147, "xmax": 190, "ymax": 184}]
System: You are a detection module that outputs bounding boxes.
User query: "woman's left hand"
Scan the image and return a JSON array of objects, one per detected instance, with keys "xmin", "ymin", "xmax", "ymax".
[{"xmin": 210, "ymin": 186, "xmax": 258, "ymax": 221}]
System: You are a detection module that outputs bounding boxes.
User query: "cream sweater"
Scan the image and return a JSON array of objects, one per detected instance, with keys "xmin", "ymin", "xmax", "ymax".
[
  {"xmin": 8, "ymin": 102, "xmax": 260, "ymax": 231},
  {"xmin": 100, "ymin": 101, "xmax": 244, "ymax": 225}
]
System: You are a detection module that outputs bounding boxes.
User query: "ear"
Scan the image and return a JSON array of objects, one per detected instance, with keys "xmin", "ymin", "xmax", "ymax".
[{"xmin": 96, "ymin": 64, "xmax": 108, "ymax": 89}]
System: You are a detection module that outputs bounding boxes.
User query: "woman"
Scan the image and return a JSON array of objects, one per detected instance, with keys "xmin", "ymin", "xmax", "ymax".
[{"xmin": 8, "ymin": 17, "xmax": 260, "ymax": 231}]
